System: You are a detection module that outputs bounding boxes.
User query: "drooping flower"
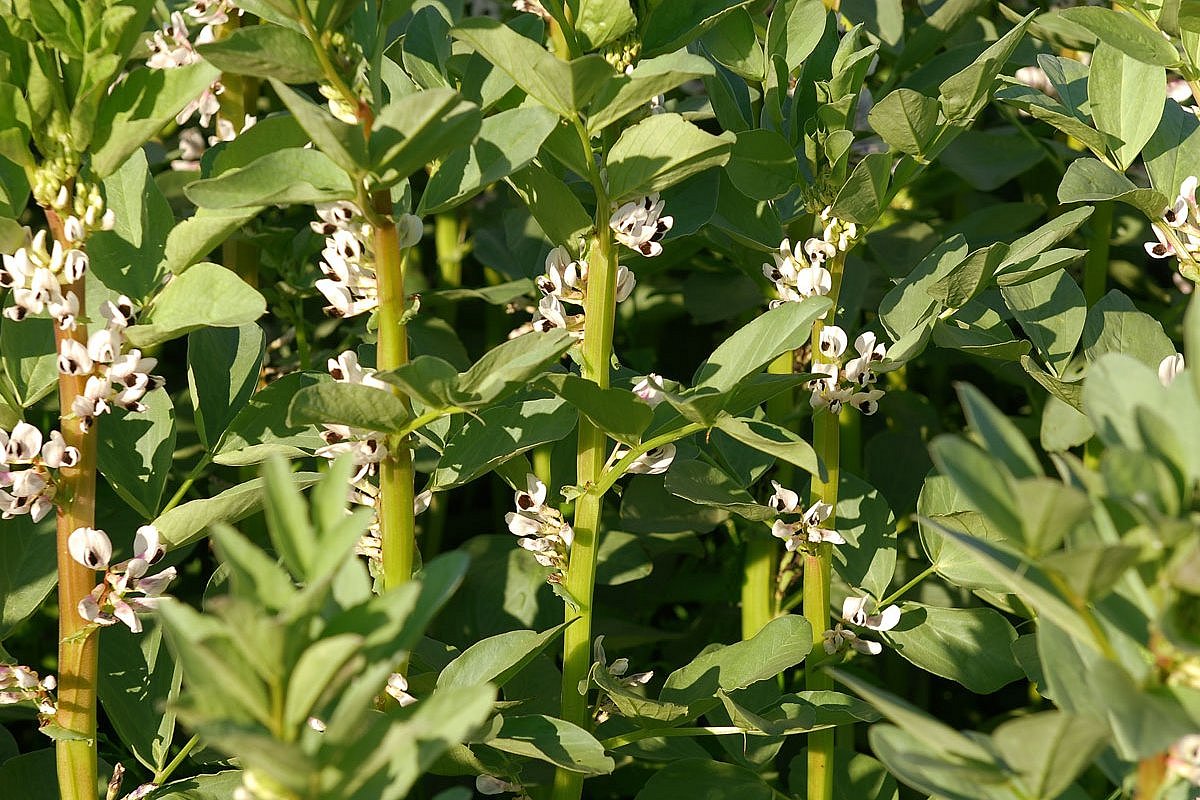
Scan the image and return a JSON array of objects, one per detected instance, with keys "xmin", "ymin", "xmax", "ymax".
[
  {"xmin": 610, "ymin": 194, "xmax": 673, "ymax": 257},
  {"xmin": 609, "ymin": 444, "xmax": 676, "ymax": 476},
  {"xmin": 822, "ymin": 624, "xmax": 881, "ymax": 655},
  {"xmin": 771, "ymin": 499, "xmax": 843, "ymax": 551},
  {"xmin": 385, "ymin": 673, "xmax": 417, "ymax": 707},
  {"xmin": 0, "ymin": 421, "xmax": 79, "ymax": 522},
  {"xmin": 505, "ymin": 474, "xmax": 573, "ymax": 579},
  {"xmin": 528, "ymin": 246, "xmax": 636, "ymax": 339},
  {"xmin": 70, "ymin": 526, "xmax": 177, "ymax": 634},
  {"xmin": 841, "ymin": 596, "xmax": 901, "ymax": 632},
  {"xmin": 0, "ymin": 664, "xmax": 56, "ymax": 715},
  {"xmin": 808, "ymin": 326, "xmax": 888, "ymax": 416},
  {"xmin": 632, "ymin": 373, "xmax": 666, "ymax": 407},
  {"xmin": 145, "ymin": 11, "xmax": 225, "ymax": 126},
  {"xmin": 1160, "ymin": 352, "xmax": 1186, "ymax": 386},
  {"xmin": 763, "ymin": 238, "xmax": 833, "ymax": 309}
]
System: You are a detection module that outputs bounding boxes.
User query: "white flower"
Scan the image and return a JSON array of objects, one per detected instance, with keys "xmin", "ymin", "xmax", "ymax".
[
  {"xmin": 632, "ymin": 374, "xmax": 666, "ymax": 407},
  {"xmin": 771, "ymin": 499, "xmax": 843, "ymax": 551},
  {"xmin": 6, "ymin": 422, "xmax": 43, "ymax": 463},
  {"xmin": 0, "ymin": 664, "xmax": 57, "ymax": 714},
  {"xmin": 40, "ymin": 431, "xmax": 79, "ymax": 469},
  {"xmin": 514, "ymin": 473, "xmax": 548, "ymax": 514},
  {"xmin": 385, "ymin": 673, "xmax": 417, "ymax": 707},
  {"xmin": 1160, "ymin": 352, "xmax": 1185, "ymax": 386},
  {"xmin": 818, "ymin": 326, "xmax": 847, "ymax": 360},
  {"xmin": 823, "ymin": 624, "xmax": 881, "ymax": 655},
  {"xmin": 767, "ymin": 480, "xmax": 800, "ymax": 513},
  {"xmin": 327, "ymin": 350, "xmax": 389, "ymax": 391},
  {"xmin": 841, "ymin": 596, "xmax": 901, "ymax": 632},
  {"xmin": 764, "ymin": 238, "xmax": 833, "ymax": 309},
  {"xmin": 610, "ymin": 194, "xmax": 674, "ymax": 257},
  {"xmin": 69, "ymin": 527, "xmax": 113, "ymax": 570},
  {"xmin": 1168, "ymin": 734, "xmax": 1200, "ymax": 786},
  {"xmin": 58, "ymin": 338, "xmax": 92, "ymax": 375},
  {"xmin": 611, "ymin": 444, "xmax": 676, "ymax": 475},
  {"xmin": 74, "ymin": 526, "xmax": 176, "ymax": 633},
  {"xmin": 505, "ymin": 475, "xmax": 573, "ymax": 577}
]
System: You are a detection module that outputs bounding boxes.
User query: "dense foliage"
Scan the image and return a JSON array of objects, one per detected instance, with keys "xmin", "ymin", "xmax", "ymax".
[{"xmin": 1, "ymin": 0, "xmax": 1200, "ymax": 799}]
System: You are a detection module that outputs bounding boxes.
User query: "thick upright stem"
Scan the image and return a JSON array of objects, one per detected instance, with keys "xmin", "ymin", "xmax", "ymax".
[
  {"xmin": 806, "ymin": 254, "xmax": 844, "ymax": 800},
  {"xmin": 372, "ymin": 192, "xmax": 416, "ymax": 590},
  {"xmin": 49, "ymin": 212, "xmax": 99, "ymax": 800},
  {"xmin": 552, "ymin": 220, "xmax": 618, "ymax": 800}
]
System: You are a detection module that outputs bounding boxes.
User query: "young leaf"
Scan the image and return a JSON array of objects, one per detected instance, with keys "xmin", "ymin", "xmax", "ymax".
[
  {"xmin": 438, "ymin": 622, "xmax": 570, "ymax": 689},
  {"xmin": 287, "ymin": 382, "xmax": 411, "ymax": 434},
  {"xmin": 369, "ymin": 89, "xmax": 482, "ymax": 189},
  {"xmin": 455, "ymin": 329, "xmax": 575, "ymax": 406},
  {"xmin": 1057, "ymin": 158, "xmax": 1169, "ymax": 218},
  {"xmin": 418, "ymin": 105, "xmax": 559, "ymax": 214},
  {"xmin": 867, "ymin": 88, "xmax": 941, "ymax": 160},
  {"xmin": 483, "ymin": 714, "xmax": 614, "ymax": 775},
  {"xmin": 713, "ymin": 416, "xmax": 822, "ymax": 477},
  {"xmin": 724, "ymin": 129, "xmax": 798, "ymax": 201},
  {"xmin": 451, "ymin": 18, "xmax": 614, "ymax": 117},
  {"xmin": 197, "ymin": 26, "xmax": 325, "ymax": 84},
  {"xmin": 883, "ymin": 603, "xmax": 1023, "ymax": 693},
  {"xmin": 604, "ymin": 113, "xmax": 735, "ymax": 201},
  {"xmin": 188, "ymin": 324, "xmax": 266, "ymax": 450},
  {"xmin": 154, "ymin": 473, "xmax": 322, "ymax": 549},
  {"xmin": 97, "ymin": 389, "xmax": 176, "ymax": 519},
  {"xmin": 587, "ymin": 52, "xmax": 715, "ymax": 133},
  {"xmin": 1058, "ymin": 7, "xmax": 1180, "ymax": 66},
  {"xmin": 185, "ymin": 146, "xmax": 355, "ymax": 207},
  {"xmin": 574, "ymin": 0, "xmax": 637, "ymax": 51},
  {"xmin": 537, "ymin": 372, "xmax": 652, "ymax": 445},
  {"xmin": 126, "ymin": 262, "xmax": 267, "ymax": 348},
  {"xmin": 91, "ymin": 63, "xmax": 222, "ymax": 178},
  {"xmin": 640, "ymin": 0, "xmax": 756, "ymax": 56},
  {"xmin": 1088, "ymin": 42, "xmax": 1165, "ymax": 170}
]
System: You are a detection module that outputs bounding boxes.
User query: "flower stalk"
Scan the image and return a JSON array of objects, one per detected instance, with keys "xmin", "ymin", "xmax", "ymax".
[
  {"xmin": 371, "ymin": 191, "xmax": 416, "ymax": 590},
  {"xmin": 805, "ymin": 252, "xmax": 845, "ymax": 800},
  {"xmin": 551, "ymin": 131, "xmax": 618, "ymax": 800},
  {"xmin": 47, "ymin": 209, "xmax": 100, "ymax": 800}
]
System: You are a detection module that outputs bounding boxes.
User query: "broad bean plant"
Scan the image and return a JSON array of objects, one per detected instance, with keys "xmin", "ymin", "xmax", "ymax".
[{"xmin": 0, "ymin": 0, "xmax": 1198, "ymax": 799}]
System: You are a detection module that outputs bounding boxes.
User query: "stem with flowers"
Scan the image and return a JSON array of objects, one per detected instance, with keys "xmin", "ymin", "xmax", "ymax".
[
  {"xmin": 805, "ymin": 251, "xmax": 845, "ymax": 800},
  {"xmin": 550, "ymin": 119, "xmax": 618, "ymax": 800},
  {"xmin": 370, "ymin": 190, "xmax": 417, "ymax": 590},
  {"xmin": 46, "ymin": 208, "xmax": 100, "ymax": 800}
]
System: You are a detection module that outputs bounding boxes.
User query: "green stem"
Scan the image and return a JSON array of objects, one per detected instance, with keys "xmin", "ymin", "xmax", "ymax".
[
  {"xmin": 152, "ymin": 734, "xmax": 200, "ymax": 786},
  {"xmin": 372, "ymin": 191, "xmax": 416, "ymax": 591},
  {"xmin": 878, "ymin": 563, "xmax": 937, "ymax": 608},
  {"xmin": 593, "ymin": 423, "xmax": 704, "ymax": 496},
  {"xmin": 49, "ymin": 209, "xmax": 99, "ymax": 800},
  {"xmin": 806, "ymin": 253, "xmax": 845, "ymax": 800},
  {"xmin": 434, "ymin": 213, "xmax": 464, "ymax": 327},
  {"xmin": 1084, "ymin": 202, "xmax": 1112, "ymax": 308},
  {"xmin": 552, "ymin": 136, "xmax": 617, "ymax": 800}
]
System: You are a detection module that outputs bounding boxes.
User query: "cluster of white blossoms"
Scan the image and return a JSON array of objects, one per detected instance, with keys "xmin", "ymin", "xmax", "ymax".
[
  {"xmin": 311, "ymin": 202, "xmax": 423, "ymax": 319},
  {"xmin": 69, "ymin": 525, "xmax": 176, "ymax": 634},
  {"xmin": 763, "ymin": 208, "xmax": 858, "ymax": 309},
  {"xmin": 0, "ymin": 664, "xmax": 56, "ymax": 716},
  {"xmin": 58, "ymin": 295, "xmax": 165, "ymax": 431},
  {"xmin": 610, "ymin": 194, "xmax": 674, "ymax": 257},
  {"xmin": 314, "ymin": 351, "xmax": 432, "ymax": 568},
  {"xmin": 1, "ymin": 186, "xmax": 114, "ymax": 327},
  {"xmin": 767, "ymin": 480, "xmax": 843, "ymax": 552},
  {"xmin": 505, "ymin": 474, "xmax": 574, "ymax": 581},
  {"xmin": 0, "ymin": 422, "xmax": 79, "ymax": 522},
  {"xmin": 591, "ymin": 635, "xmax": 653, "ymax": 724},
  {"xmin": 145, "ymin": 2, "xmax": 240, "ymax": 126},
  {"xmin": 809, "ymin": 326, "xmax": 887, "ymax": 416},
  {"xmin": 170, "ymin": 114, "xmax": 257, "ymax": 172},
  {"xmin": 1146, "ymin": 176, "xmax": 1200, "ymax": 279},
  {"xmin": 823, "ymin": 596, "xmax": 901, "ymax": 657},
  {"xmin": 1169, "ymin": 735, "xmax": 1200, "ymax": 787},
  {"xmin": 530, "ymin": 245, "xmax": 635, "ymax": 338}
]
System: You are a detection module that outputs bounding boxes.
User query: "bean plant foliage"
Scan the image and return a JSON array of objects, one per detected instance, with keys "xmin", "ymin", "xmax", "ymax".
[{"xmin": 1, "ymin": 0, "xmax": 1200, "ymax": 798}]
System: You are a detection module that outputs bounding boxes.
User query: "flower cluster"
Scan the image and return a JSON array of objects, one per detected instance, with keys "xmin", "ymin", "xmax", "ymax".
[
  {"xmin": 592, "ymin": 635, "xmax": 653, "ymax": 724},
  {"xmin": 530, "ymin": 245, "xmax": 635, "ymax": 339},
  {"xmin": 58, "ymin": 295, "xmax": 165, "ymax": 431},
  {"xmin": 1145, "ymin": 176, "xmax": 1200, "ymax": 280},
  {"xmin": 0, "ymin": 664, "xmax": 56, "ymax": 716},
  {"xmin": 69, "ymin": 525, "xmax": 177, "ymax": 634},
  {"xmin": 1, "ymin": 185, "xmax": 114, "ymax": 327},
  {"xmin": 822, "ymin": 596, "xmax": 901, "ymax": 657},
  {"xmin": 1169, "ymin": 734, "xmax": 1200, "ymax": 787},
  {"xmin": 170, "ymin": 115, "xmax": 257, "ymax": 172},
  {"xmin": 312, "ymin": 202, "xmax": 379, "ymax": 318},
  {"xmin": 0, "ymin": 422, "xmax": 78, "ymax": 522},
  {"xmin": 767, "ymin": 480, "xmax": 843, "ymax": 552},
  {"xmin": 809, "ymin": 326, "xmax": 887, "ymax": 416},
  {"xmin": 763, "ymin": 237, "xmax": 834, "ymax": 308},
  {"xmin": 145, "ymin": 9, "xmax": 229, "ymax": 126},
  {"xmin": 505, "ymin": 474, "xmax": 574, "ymax": 580},
  {"xmin": 610, "ymin": 194, "xmax": 674, "ymax": 257},
  {"xmin": 762, "ymin": 208, "xmax": 857, "ymax": 309}
]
